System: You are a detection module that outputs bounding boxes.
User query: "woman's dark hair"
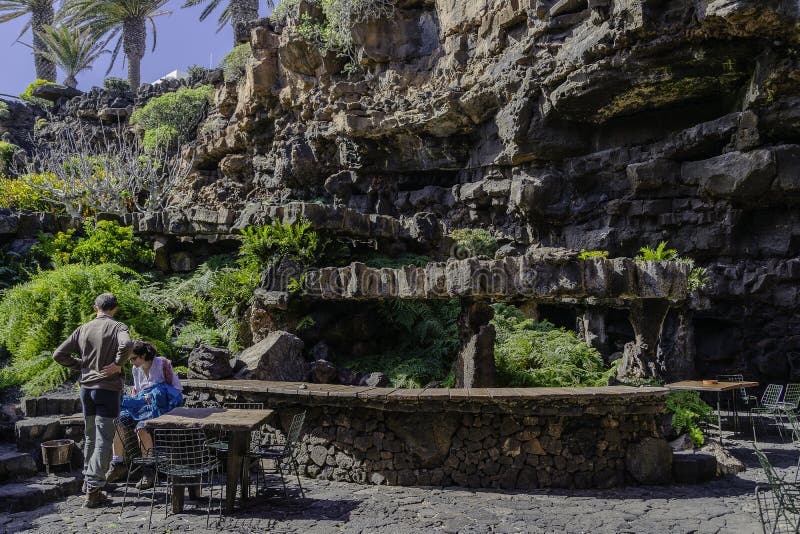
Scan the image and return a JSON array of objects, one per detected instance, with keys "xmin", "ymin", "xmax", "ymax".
[{"xmin": 131, "ymin": 340, "xmax": 157, "ymax": 361}]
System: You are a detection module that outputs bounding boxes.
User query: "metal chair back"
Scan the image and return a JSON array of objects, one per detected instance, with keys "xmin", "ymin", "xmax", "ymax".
[
  {"xmin": 153, "ymin": 428, "xmax": 217, "ymax": 476},
  {"xmin": 114, "ymin": 416, "xmax": 144, "ymax": 464},
  {"xmin": 781, "ymin": 384, "xmax": 800, "ymax": 411},
  {"xmin": 285, "ymin": 411, "xmax": 306, "ymax": 452},
  {"xmin": 762, "ymin": 384, "xmax": 784, "ymax": 409}
]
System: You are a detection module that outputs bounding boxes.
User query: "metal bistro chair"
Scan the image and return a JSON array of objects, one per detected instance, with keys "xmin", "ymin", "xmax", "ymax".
[
  {"xmin": 754, "ymin": 443, "xmax": 800, "ymax": 533},
  {"xmin": 206, "ymin": 403, "xmax": 268, "ymax": 456},
  {"xmin": 250, "ymin": 411, "xmax": 306, "ymax": 499},
  {"xmin": 753, "ymin": 385, "xmax": 786, "ymax": 441},
  {"xmin": 779, "ymin": 384, "xmax": 800, "ymax": 417},
  {"xmin": 149, "ymin": 428, "xmax": 222, "ymax": 530},
  {"xmin": 113, "ymin": 416, "xmax": 162, "ymax": 513},
  {"xmin": 718, "ymin": 374, "xmax": 748, "ymax": 430},
  {"xmin": 783, "ymin": 411, "xmax": 800, "ymax": 484}
]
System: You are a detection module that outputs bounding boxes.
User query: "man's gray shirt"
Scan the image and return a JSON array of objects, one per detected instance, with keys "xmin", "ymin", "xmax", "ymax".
[{"xmin": 52, "ymin": 313, "xmax": 133, "ymax": 391}]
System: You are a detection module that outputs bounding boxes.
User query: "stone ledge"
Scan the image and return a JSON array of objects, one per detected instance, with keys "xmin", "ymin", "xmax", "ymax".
[
  {"xmin": 291, "ymin": 255, "xmax": 690, "ymax": 304},
  {"xmin": 183, "ymin": 379, "xmax": 669, "ymax": 415}
]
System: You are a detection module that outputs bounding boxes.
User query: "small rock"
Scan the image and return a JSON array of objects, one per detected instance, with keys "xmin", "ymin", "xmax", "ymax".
[
  {"xmin": 310, "ymin": 359, "xmax": 337, "ymax": 384},
  {"xmin": 360, "ymin": 372, "xmax": 389, "ymax": 387}
]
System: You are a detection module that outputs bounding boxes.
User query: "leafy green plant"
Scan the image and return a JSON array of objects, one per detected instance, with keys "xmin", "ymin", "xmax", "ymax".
[
  {"xmin": 175, "ymin": 322, "xmax": 223, "ymax": 347},
  {"xmin": 579, "ymin": 250, "xmax": 609, "ymax": 260},
  {"xmin": 19, "ymin": 79, "xmax": 57, "ymax": 109},
  {"xmin": 0, "ymin": 263, "xmax": 171, "ymax": 394},
  {"xmin": 240, "ymin": 220, "xmax": 323, "ymax": 269},
  {"xmin": 33, "ymin": 220, "xmax": 154, "ymax": 268},
  {"xmin": 0, "ymin": 101, "xmax": 9, "ymax": 120},
  {"xmin": 688, "ymin": 266, "xmax": 709, "ymax": 291},
  {"xmin": 636, "ymin": 241, "xmax": 678, "ymax": 261},
  {"xmin": 103, "ymin": 76, "xmax": 130, "ymax": 91},
  {"xmin": 0, "ymin": 173, "xmax": 63, "ymax": 212},
  {"xmin": 339, "ymin": 299, "xmax": 460, "ymax": 388},
  {"xmin": 492, "ymin": 303, "xmax": 615, "ymax": 387},
  {"xmin": 186, "ymin": 64, "xmax": 207, "ymax": 79},
  {"xmin": 449, "ymin": 228, "xmax": 499, "ymax": 258},
  {"xmin": 0, "ymin": 141, "xmax": 20, "ymax": 175},
  {"xmin": 665, "ymin": 390, "xmax": 714, "ymax": 447},
  {"xmin": 220, "ymin": 43, "xmax": 252, "ymax": 82},
  {"xmin": 129, "ymin": 85, "xmax": 213, "ymax": 151}
]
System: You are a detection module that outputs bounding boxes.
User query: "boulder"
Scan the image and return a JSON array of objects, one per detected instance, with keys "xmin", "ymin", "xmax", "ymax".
[
  {"xmin": 682, "ymin": 150, "xmax": 776, "ymax": 199},
  {"xmin": 310, "ymin": 359, "xmax": 337, "ymax": 384},
  {"xmin": 187, "ymin": 345, "xmax": 234, "ymax": 380},
  {"xmin": 30, "ymin": 83, "xmax": 81, "ymax": 102},
  {"xmin": 238, "ymin": 331, "xmax": 307, "ymax": 381},
  {"xmin": 626, "ymin": 437, "xmax": 673, "ymax": 484},
  {"xmin": 337, "ymin": 367, "xmax": 361, "ymax": 386},
  {"xmin": 701, "ymin": 442, "xmax": 746, "ymax": 476}
]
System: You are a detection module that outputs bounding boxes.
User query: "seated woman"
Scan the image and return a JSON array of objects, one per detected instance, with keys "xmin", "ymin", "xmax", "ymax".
[{"xmin": 107, "ymin": 340, "xmax": 183, "ymax": 489}]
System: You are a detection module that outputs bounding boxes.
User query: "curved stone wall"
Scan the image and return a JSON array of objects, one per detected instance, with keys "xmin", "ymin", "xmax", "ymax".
[{"xmin": 184, "ymin": 380, "xmax": 672, "ymax": 489}]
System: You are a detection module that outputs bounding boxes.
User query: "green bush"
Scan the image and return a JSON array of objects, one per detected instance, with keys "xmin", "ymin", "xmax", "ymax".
[
  {"xmin": 578, "ymin": 250, "xmax": 609, "ymax": 260},
  {"xmin": 33, "ymin": 220, "xmax": 154, "ymax": 268},
  {"xmin": 0, "ymin": 263, "xmax": 172, "ymax": 394},
  {"xmin": 338, "ymin": 300, "xmax": 461, "ymax": 388},
  {"xmin": 19, "ymin": 79, "xmax": 57, "ymax": 109},
  {"xmin": 239, "ymin": 219, "xmax": 323, "ymax": 269},
  {"xmin": 492, "ymin": 303, "xmax": 615, "ymax": 387},
  {"xmin": 175, "ymin": 322, "xmax": 223, "ymax": 348},
  {"xmin": 0, "ymin": 141, "xmax": 20, "ymax": 175},
  {"xmin": 665, "ymin": 390, "xmax": 714, "ymax": 447},
  {"xmin": 129, "ymin": 85, "xmax": 213, "ymax": 151},
  {"xmin": 103, "ymin": 77, "xmax": 130, "ymax": 91},
  {"xmin": 220, "ymin": 44, "xmax": 252, "ymax": 82},
  {"xmin": 0, "ymin": 101, "xmax": 9, "ymax": 120},
  {"xmin": 0, "ymin": 173, "xmax": 63, "ymax": 212},
  {"xmin": 636, "ymin": 241, "xmax": 678, "ymax": 261},
  {"xmin": 449, "ymin": 228, "xmax": 499, "ymax": 258}
]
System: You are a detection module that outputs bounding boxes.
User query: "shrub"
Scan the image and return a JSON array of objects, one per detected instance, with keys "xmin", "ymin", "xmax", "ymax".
[
  {"xmin": 175, "ymin": 322, "xmax": 223, "ymax": 348},
  {"xmin": 492, "ymin": 303, "xmax": 615, "ymax": 387},
  {"xmin": 579, "ymin": 250, "xmax": 609, "ymax": 260},
  {"xmin": 338, "ymin": 299, "xmax": 460, "ymax": 388},
  {"xmin": 239, "ymin": 220, "xmax": 323, "ymax": 269},
  {"xmin": 449, "ymin": 228, "xmax": 499, "ymax": 258},
  {"xmin": 187, "ymin": 65, "xmax": 207, "ymax": 79},
  {"xmin": 636, "ymin": 241, "xmax": 678, "ymax": 261},
  {"xmin": 103, "ymin": 77, "xmax": 130, "ymax": 91},
  {"xmin": 687, "ymin": 266, "xmax": 709, "ymax": 291},
  {"xmin": 0, "ymin": 141, "xmax": 20, "ymax": 175},
  {"xmin": 0, "ymin": 101, "xmax": 9, "ymax": 120},
  {"xmin": 665, "ymin": 390, "xmax": 714, "ymax": 447},
  {"xmin": 129, "ymin": 85, "xmax": 213, "ymax": 151},
  {"xmin": 33, "ymin": 220, "xmax": 154, "ymax": 268},
  {"xmin": 220, "ymin": 44, "xmax": 252, "ymax": 83},
  {"xmin": 0, "ymin": 263, "xmax": 171, "ymax": 394},
  {"xmin": 272, "ymin": 0, "xmax": 394, "ymax": 67},
  {"xmin": 19, "ymin": 79, "xmax": 57, "ymax": 108},
  {"xmin": 0, "ymin": 173, "xmax": 63, "ymax": 212}
]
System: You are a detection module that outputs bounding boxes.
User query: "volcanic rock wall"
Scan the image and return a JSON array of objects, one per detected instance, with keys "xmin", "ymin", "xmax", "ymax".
[{"xmin": 178, "ymin": 0, "xmax": 800, "ymax": 380}]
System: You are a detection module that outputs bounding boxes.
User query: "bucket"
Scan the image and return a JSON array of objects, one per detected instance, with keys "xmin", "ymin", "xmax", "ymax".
[{"xmin": 41, "ymin": 439, "xmax": 74, "ymax": 474}]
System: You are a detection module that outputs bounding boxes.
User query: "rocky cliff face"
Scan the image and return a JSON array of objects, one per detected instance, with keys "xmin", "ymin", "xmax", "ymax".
[
  {"xmin": 4, "ymin": 0, "xmax": 800, "ymax": 381},
  {"xmin": 178, "ymin": 0, "xmax": 800, "ymax": 380}
]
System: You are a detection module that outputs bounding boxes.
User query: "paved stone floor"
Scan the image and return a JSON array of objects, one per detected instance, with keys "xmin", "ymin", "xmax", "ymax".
[{"xmin": 0, "ymin": 431, "xmax": 794, "ymax": 534}]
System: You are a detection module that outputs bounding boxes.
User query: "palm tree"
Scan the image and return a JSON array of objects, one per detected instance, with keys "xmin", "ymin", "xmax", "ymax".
[
  {"xmin": 36, "ymin": 24, "xmax": 108, "ymax": 88},
  {"xmin": 0, "ymin": 0, "xmax": 57, "ymax": 81},
  {"xmin": 181, "ymin": 0, "xmax": 260, "ymax": 43},
  {"xmin": 60, "ymin": 0, "xmax": 170, "ymax": 90}
]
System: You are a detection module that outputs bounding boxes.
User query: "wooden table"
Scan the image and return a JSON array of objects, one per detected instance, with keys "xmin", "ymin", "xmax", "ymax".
[
  {"xmin": 144, "ymin": 407, "xmax": 273, "ymax": 513},
  {"xmin": 665, "ymin": 380, "xmax": 759, "ymax": 444}
]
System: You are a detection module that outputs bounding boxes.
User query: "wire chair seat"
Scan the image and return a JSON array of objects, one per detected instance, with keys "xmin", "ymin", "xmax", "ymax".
[{"xmin": 157, "ymin": 461, "xmax": 219, "ymax": 478}]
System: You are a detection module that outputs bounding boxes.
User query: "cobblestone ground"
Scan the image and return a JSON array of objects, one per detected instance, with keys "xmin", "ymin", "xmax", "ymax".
[{"xmin": 0, "ymin": 432, "xmax": 794, "ymax": 534}]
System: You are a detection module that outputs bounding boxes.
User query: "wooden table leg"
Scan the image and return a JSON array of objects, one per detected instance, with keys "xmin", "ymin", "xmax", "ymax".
[
  {"xmin": 225, "ymin": 431, "xmax": 250, "ymax": 513},
  {"xmin": 172, "ymin": 484, "xmax": 185, "ymax": 513}
]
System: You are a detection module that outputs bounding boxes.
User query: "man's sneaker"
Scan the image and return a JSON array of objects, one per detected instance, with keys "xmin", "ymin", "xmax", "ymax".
[
  {"xmin": 84, "ymin": 488, "xmax": 111, "ymax": 508},
  {"xmin": 135, "ymin": 475, "xmax": 154, "ymax": 490},
  {"xmin": 105, "ymin": 462, "xmax": 128, "ymax": 483}
]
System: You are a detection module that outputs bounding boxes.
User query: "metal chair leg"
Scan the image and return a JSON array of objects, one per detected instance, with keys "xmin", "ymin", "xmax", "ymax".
[{"xmin": 147, "ymin": 470, "xmax": 158, "ymax": 533}]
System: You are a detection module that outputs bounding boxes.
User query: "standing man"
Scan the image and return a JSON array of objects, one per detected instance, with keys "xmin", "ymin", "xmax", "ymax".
[{"xmin": 53, "ymin": 293, "xmax": 133, "ymax": 508}]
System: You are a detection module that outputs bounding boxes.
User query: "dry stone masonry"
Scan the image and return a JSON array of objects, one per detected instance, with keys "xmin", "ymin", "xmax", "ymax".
[{"xmin": 184, "ymin": 380, "xmax": 671, "ymax": 489}]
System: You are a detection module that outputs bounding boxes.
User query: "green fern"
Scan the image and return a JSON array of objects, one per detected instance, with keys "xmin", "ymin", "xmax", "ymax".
[
  {"xmin": 578, "ymin": 250, "xmax": 609, "ymax": 260},
  {"xmin": 636, "ymin": 241, "xmax": 678, "ymax": 261},
  {"xmin": 665, "ymin": 390, "xmax": 714, "ymax": 447}
]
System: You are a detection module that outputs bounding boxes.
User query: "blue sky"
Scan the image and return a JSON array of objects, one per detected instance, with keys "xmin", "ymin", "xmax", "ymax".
[{"xmin": 0, "ymin": 1, "xmax": 269, "ymax": 96}]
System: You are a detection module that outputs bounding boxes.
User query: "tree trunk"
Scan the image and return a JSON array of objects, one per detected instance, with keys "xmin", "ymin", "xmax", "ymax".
[
  {"xmin": 64, "ymin": 75, "xmax": 78, "ymax": 88},
  {"xmin": 31, "ymin": 3, "xmax": 56, "ymax": 82},
  {"xmin": 230, "ymin": 0, "xmax": 259, "ymax": 44},
  {"xmin": 123, "ymin": 17, "xmax": 146, "ymax": 90}
]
